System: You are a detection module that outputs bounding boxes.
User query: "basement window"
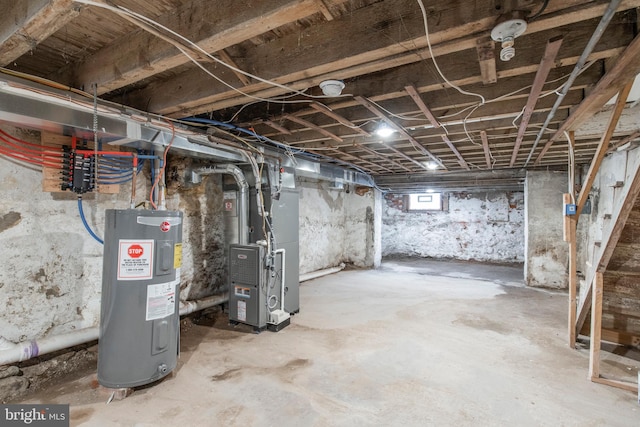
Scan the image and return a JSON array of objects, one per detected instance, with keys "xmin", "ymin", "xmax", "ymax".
[{"xmin": 406, "ymin": 193, "xmax": 444, "ymax": 211}]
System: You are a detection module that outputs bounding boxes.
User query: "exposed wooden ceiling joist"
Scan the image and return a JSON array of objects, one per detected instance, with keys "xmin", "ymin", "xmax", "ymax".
[{"xmin": 0, "ymin": 0, "xmax": 79, "ymax": 66}]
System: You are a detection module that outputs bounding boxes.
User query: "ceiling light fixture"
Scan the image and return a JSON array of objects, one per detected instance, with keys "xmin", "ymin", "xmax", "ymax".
[
  {"xmin": 425, "ymin": 161, "xmax": 439, "ymax": 170},
  {"xmin": 490, "ymin": 12, "xmax": 528, "ymax": 61},
  {"xmin": 375, "ymin": 122, "xmax": 396, "ymax": 137},
  {"xmin": 319, "ymin": 80, "xmax": 345, "ymax": 97}
]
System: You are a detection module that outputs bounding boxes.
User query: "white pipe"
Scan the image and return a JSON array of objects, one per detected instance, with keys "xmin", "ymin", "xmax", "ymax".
[
  {"xmin": 275, "ymin": 249, "xmax": 286, "ymax": 311},
  {"xmin": 178, "ymin": 293, "xmax": 228, "ymax": 316},
  {"xmin": 0, "ymin": 293, "xmax": 229, "ymax": 367},
  {"xmin": 299, "ymin": 263, "xmax": 346, "ymax": 282}
]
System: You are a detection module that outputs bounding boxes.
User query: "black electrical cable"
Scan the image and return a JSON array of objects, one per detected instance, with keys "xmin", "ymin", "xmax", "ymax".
[{"xmin": 528, "ymin": 0, "xmax": 550, "ymax": 21}]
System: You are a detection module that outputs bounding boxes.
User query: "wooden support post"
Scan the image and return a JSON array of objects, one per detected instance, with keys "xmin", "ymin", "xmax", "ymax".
[{"xmin": 589, "ymin": 272, "xmax": 603, "ymax": 380}]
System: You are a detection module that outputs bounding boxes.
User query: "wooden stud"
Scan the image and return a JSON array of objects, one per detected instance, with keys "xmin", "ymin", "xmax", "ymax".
[
  {"xmin": 404, "ymin": 85, "xmax": 441, "ymax": 128},
  {"xmin": 577, "ymin": 81, "xmax": 634, "ymax": 215},
  {"xmin": 355, "ymin": 143, "xmax": 414, "ymax": 173},
  {"xmin": 262, "ymin": 120, "xmax": 292, "ymax": 135},
  {"xmin": 565, "ymin": 193, "xmax": 578, "ymax": 348},
  {"xmin": 441, "ymin": 135, "xmax": 469, "ymax": 170},
  {"xmin": 480, "ymin": 131, "xmax": 492, "ymax": 169},
  {"xmin": 510, "ymin": 36, "xmax": 563, "ymax": 167},
  {"xmin": 591, "ymin": 376, "xmax": 638, "ymax": 393},
  {"xmin": 217, "ymin": 50, "xmax": 251, "ymax": 86},
  {"xmin": 315, "ymin": 0, "xmax": 335, "ymax": 20},
  {"xmin": 284, "ymin": 114, "xmax": 343, "ymax": 143},
  {"xmin": 309, "ymin": 103, "xmax": 371, "ymax": 136},
  {"xmin": 589, "ymin": 272, "xmax": 603, "ymax": 380},
  {"xmin": 608, "ymin": 130, "xmax": 640, "ymax": 153},
  {"xmin": 354, "ymin": 96, "xmax": 443, "ymax": 169},
  {"xmin": 536, "ymin": 32, "xmax": 640, "ymax": 164}
]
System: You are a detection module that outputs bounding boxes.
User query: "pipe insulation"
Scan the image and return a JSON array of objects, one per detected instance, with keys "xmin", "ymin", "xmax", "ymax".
[
  {"xmin": 0, "ymin": 294, "xmax": 229, "ymax": 367},
  {"xmin": 191, "ymin": 164, "xmax": 249, "ymax": 245}
]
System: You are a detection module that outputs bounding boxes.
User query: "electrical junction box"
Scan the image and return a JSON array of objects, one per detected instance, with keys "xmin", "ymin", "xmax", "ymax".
[
  {"xmin": 565, "ymin": 203, "xmax": 577, "ymax": 216},
  {"xmin": 98, "ymin": 209, "xmax": 183, "ymax": 389}
]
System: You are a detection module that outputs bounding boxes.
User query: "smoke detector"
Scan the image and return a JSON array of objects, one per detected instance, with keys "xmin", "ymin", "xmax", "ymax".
[
  {"xmin": 319, "ymin": 80, "xmax": 345, "ymax": 97},
  {"xmin": 491, "ymin": 12, "xmax": 527, "ymax": 61}
]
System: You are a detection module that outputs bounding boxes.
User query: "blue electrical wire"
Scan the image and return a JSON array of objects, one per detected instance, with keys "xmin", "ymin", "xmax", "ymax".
[
  {"xmin": 77, "ymin": 197, "xmax": 104, "ymax": 245},
  {"xmin": 180, "ymin": 117, "xmax": 373, "ymax": 176}
]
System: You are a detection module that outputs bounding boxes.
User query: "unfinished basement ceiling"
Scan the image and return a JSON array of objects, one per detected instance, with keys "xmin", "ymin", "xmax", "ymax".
[{"xmin": 1, "ymin": 0, "xmax": 640, "ymax": 180}]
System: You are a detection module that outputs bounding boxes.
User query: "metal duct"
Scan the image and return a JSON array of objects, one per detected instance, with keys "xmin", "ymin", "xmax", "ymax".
[
  {"xmin": 0, "ymin": 73, "xmax": 374, "ymax": 187},
  {"xmin": 191, "ymin": 165, "xmax": 250, "ymax": 245}
]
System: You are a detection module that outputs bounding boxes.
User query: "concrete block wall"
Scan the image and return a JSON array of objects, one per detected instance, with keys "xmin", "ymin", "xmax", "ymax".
[{"xmin": 382, "ymin": 191, "xmax": 524, "ymax": 263}]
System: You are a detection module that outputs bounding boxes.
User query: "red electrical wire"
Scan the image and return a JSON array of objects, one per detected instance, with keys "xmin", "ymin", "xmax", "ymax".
[{"xmin": 149, "ymin": 120, "xmax": 176, "ymax": 210}]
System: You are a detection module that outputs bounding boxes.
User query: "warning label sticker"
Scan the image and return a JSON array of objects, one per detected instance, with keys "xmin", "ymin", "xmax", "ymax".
[
  {"xmin": 237, "ymin": 300, "xmax": 247, "ymax": 322},
  {"xmin": 118, "ymin": 239, "xmax": 154, "ymax": 280},
  {"xmin": 146, "ymin": 282, "xmax": 176, "ymax": 321}
]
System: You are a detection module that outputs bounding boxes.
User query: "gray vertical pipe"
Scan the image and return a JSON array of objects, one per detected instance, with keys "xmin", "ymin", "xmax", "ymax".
[
  {"xmin": 192, "ymin": 165, "xmax": 249, "ymax": 245},
  {"xmin": 522, "ymin": 0, "xmax": 623, "ymax": 167}
]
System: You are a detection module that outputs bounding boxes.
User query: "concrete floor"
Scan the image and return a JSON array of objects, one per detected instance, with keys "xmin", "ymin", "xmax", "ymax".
[{"xmin": 23, "ymin": 259, "xmax": 640, "ymax": 426}]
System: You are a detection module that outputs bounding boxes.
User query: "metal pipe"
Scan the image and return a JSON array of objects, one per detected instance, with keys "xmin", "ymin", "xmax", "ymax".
[
  {"xmin": 299, "ymin": 263, "xmax": 346, "ymax": 282},
  {"xmin": 522, "ymin": 0, "xmax": 623, "ymax": 167},
  {"xmin": 0, "ymin": 293, "xmax": 229, "ymax": 366},
  {"xmin": 192, "ymin": 164, "xmax": 249, "ymax": 245}
]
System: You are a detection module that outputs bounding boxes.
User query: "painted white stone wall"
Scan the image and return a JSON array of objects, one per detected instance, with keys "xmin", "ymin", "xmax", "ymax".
[
  {"xmin": 0, "ymin": 125, "xmax": 225, "ymax": 344},
  {"xmin": 382, "ymin": 191, "xmax": 524, "ymax": 262},
  {"xmin": 298, "ymin": 179, "xmax": 377, "ymax": 274},
  {"xmin": 524, "ymin": 170, "xmax": 568, "ymax": 289}
]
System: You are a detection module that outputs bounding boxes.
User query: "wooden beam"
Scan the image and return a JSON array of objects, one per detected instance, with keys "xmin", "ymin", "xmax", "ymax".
[
  {"xmin": 480, "ymin": 131, "xmax": 492, "ymax": 169},
  {"xmin": 315, "ymin": 0, "xmax": 335, "ymax": 20},
  {"xmin": 355, "ymin": 143, "xmax": 413, "ymax": 173},
  {"xmin": 589, "ymin": 272, "xmax": 603, "ymax": 380},
  {"xmin": 284, "ymin": 114, "xmax": 343, "ymax": 143},
  {"xmin": 0, "ymin": 0, "xmax": 79, "ymax": 66},
  {"xmin": 309, "ymin": 103, "xmax": 371, "ymax": 136},
  {"xmin": 326, "ymin": 147, "xmax": 394, "ymax": 174},
  {"xmin": 354, "ymin": 96, "xmax": 442, "ymax": 169},
  {"xmin": 608, "ymin": 129, "xmax": 640, "ymax": 153},
  {"xmin": 404, "ymin": 85, "xmax": 441, "ymax": 128},
  {"xmin": 476, "ymin": 37, "xmax": 497, "ymax": 85},
  {"xmin": 262, "ymin": 120, "xmax": 292, "ymax": 135},
  {"xmin": 591, "ymin": 376, "xmax": 638, "ymax": 393},
  {"xmin": 510, "ymin": 36, "xmax": 563, "ymax": 167},
  {"xmin": 576, "ymin": 140, "xmax": 640, "ymax": 336},
  {"xmin": 576, "ymin": 81, "xmax": 634, "ymax": 215},
  {"xmin": 127, "ymin": 0, "xmax": 628, "ymax": 115},
  {"xmin": 217, "ymin": 50, "xmax": 251, "ymax": 86},
  {"xmin": 441, "ymin": 135, "xmax": 470, "ymax": 170},
  {"xmin": 536, "ymin": 31, "xmax": 640, "ymax": 164},
  {"xmin": 64, "ymin": 0, "xmax": 332, "ymax": 93}
]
